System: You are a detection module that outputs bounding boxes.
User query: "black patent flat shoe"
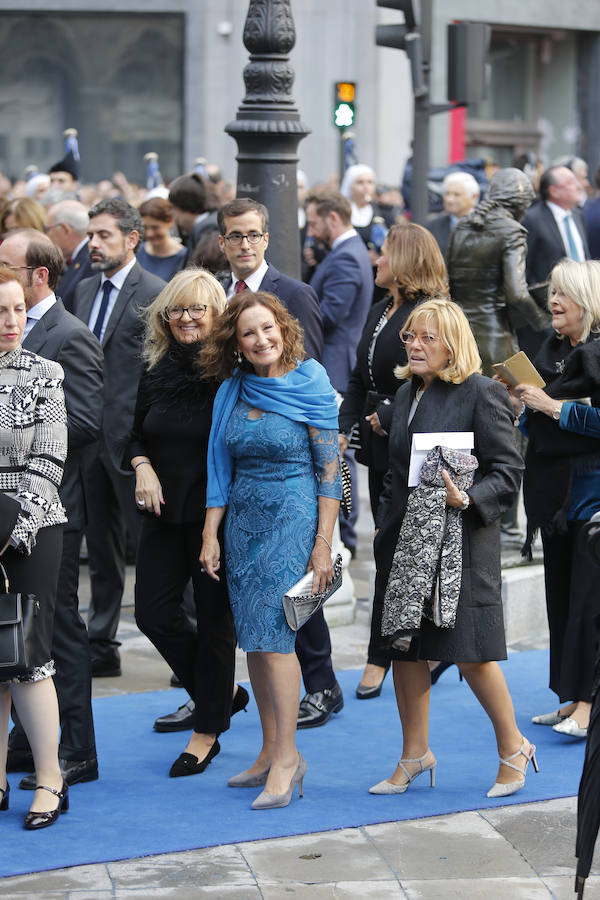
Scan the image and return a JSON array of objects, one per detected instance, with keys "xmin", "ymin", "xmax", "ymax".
[
  {"xmin": 24, "ymin": 781, "xmax": 69, "ymax": 830},
  {"xmin": 169, "ymin": 739, "xmax": 221, "ymax": 777}
]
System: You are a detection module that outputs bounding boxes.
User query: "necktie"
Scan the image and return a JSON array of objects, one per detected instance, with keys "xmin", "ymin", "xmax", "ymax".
[
  {"xmin": 93, "ymin": 280, "xmax": 113, "ymax": 340},
  {"xmin": 234, "ymin": 279, "xmax": 248, "ymax": 294},
  {"xmin": 563, "ymin": 214, "xmax": 582, "ymax": 261}
]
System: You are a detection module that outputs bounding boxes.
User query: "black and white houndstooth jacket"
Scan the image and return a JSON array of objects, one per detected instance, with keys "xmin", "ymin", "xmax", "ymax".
[{"xmin": 0, "ymin": 345, "xmax": 68, "ymax": 553}]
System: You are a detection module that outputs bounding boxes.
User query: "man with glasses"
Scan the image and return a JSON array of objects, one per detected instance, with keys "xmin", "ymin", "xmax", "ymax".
[
  {"xmin": 74, "ymin": 198, "xmax": 165, "ymax": 677},
  {"xmin": 0, "ymin": 228, "xmax": 104, "ymax": 788}
]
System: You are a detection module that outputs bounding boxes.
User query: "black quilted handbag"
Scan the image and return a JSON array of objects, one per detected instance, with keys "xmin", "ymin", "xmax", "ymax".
[{"xmin": 0, "ymin": 563, "xmax": 38, "ymax": 678}]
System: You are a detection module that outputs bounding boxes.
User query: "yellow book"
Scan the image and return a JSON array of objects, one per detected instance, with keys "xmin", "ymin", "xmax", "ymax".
[{"xmin": 492, "ymin": 351, "xmax": 545, "ymax": 389}]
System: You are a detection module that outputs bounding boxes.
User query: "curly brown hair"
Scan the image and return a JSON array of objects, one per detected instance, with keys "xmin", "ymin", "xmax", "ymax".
[{"xmin": 200, "ymin": 291, "xmax": 305, "ymax": 381}]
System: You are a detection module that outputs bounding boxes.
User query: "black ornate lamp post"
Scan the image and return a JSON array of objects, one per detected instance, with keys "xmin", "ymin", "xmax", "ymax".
[{"xmin": 226, "ymin": 0, "xmax": 310, "ymax": 279}]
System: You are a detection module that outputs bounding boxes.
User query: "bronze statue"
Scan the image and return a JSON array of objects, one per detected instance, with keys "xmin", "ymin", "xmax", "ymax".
[{"xmin": 447, "ymin": 167, "xmax": 549, "ymax": 376}]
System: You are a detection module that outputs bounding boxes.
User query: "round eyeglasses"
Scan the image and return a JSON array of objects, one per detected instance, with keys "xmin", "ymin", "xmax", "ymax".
[{"xmin": 165, "ymin": 305, "xmax": 208, "ymax": 321}]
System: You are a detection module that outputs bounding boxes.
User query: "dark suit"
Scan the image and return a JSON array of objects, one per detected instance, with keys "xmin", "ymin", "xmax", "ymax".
[
  {"xmin": 21, "ymin": 298, "xmax": 103, "ymax": 760},
  {"xmin": 520, "ymin": 201, "xmax": 590, "ymax": 358},
  {"xmin": 425, "ymin": 212, "xmax": 452, "ymax": 257},
  {"xmin": 75, "ymin": 262, "xmax": 165, "ymax": 658},
  {"xmin": 258, "ymin": 264, "xmax": 323, "ymax": 362},
  {"xmin": 57, "ymin": 242, "xmax": 94, "ymax": 313},
  {"xmin": 309, "ymin": 233, "xmax": 373, "ymax": 393},
  {"xmin": 522, "ymin": 201, "xmax": 590, "ymax": 287}
]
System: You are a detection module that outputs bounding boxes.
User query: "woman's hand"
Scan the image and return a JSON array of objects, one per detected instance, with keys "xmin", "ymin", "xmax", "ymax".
[
  {"xmin": 199, "ymin": 534, "xmax": 221, "ymax": 581},
  {"xmin": 338, "ymin": 433, "xmax": 349, "ymax": 459},
  {"xmin": 134, "ymin": 462, "xmax": 165, "ymax": 517},
  {"xmin": 442, "ymin": 468, "xmax": 467, "ymax": 509},
  {"xmin": 516, "ymin": 383, "xmax": 561, "ymax": 418},
  {"xmin": 366, "ymin": 411, "xmax": 385, "ymax": 436},
  {"xmin": 307, "ymin": 539, "xmax": 334, "ymax": 595}
]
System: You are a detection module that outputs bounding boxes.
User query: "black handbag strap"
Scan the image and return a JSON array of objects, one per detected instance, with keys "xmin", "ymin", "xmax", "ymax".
[{"xmin": 0, "ymin": 562, "xmax": 9, "ymax": 594}]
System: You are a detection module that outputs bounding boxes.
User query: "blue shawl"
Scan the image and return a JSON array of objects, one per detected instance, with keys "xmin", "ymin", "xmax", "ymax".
[{"xmin": 206, "ymin": 358, "xmax": 338, "ymax": 507}]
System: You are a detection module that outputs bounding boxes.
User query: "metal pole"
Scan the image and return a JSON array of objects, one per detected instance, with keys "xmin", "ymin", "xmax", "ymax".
[
  {"xmin": 409, "ymin": 0, "xmax": 432, "ymax": 225},
  {"xmin": 225, "ymin": 0, "xmax": 310, "ymax": 279}
]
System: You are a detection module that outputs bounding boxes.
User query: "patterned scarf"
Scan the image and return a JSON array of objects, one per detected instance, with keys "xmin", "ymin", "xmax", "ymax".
[{"xmin": 381, "ymin": 445, "xmax": 478, "ymax": 649}]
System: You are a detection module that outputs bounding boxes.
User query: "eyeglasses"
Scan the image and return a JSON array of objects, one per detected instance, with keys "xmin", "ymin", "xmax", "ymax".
[
  {"xmin": 223, "ymin": 231, "xmax": 266, "ymax": 246},
  {"xmin": 165, "ymin": 305, "xmax": 208, "ymax": 321},
  {"xmin": 400, "ymin": 331, "xmax": 439, "ymax": 346},
  {"xmin": 0, "ymin": 264, "xmax": 37, "ymax": 271}
]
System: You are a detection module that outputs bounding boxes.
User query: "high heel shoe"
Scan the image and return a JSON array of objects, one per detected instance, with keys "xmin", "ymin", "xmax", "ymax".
[
  {"xmin": 251, "ymin": 753, "xmax": 307, "ymax": 809},
  {"xmin": 169, "ymin": 739, "xmax": 220, "ymax": 777},
  {"xmin": 0, "ymin": 782, "xmax": 9, "ymax": 811},
  {"xmin": 486, "ymin": 739, "xmax": 539, "ymax": 798},
  {"xmin": 356, "ymin": 665, "xmax": 390, "ymax": 699},
  {"xmin": 430, "ymin": 661, "xmax": 463, "ymax": 685},
  {"xmin": 369, "ymin": 751, "xmax": 436, "ymax": 794},
  {"xmin": 24, "ymin": 781, "xmax": 69, "ymax": 830},
  {"xmin": 227, "ymin": 767, "xmax": 270, "ymax": 788},
  {"xmin": 232, "ymin": 685, "xmax": 250, "ymax": 716}
]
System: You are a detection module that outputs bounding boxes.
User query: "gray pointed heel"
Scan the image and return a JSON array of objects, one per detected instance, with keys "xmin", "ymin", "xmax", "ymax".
[
  {"xmin": 227, "ymin": 768, "xmax": 270, "ymax": 788},
  {"xmin": 251, "ymin": 754, "xmax": 307, "ymax": 809},
  {"xmin": 369, "ymin": 750, "xmax": 436, "ymax": 795},
  {"xmin": 486, "ymin": 739, "xmax": 539, "ymax": 798}
]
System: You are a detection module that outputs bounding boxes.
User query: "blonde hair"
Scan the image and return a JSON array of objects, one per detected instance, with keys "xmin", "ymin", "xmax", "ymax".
[
  {"xmin": 394, "ymin": 297, "xmax": 482, "ymax": 383},
  {"xmin": 200, "ymin": 290, "xmax": 305, "ymax": 381},
  {"xmin": 142, "ymin": 267, "xmax": 227, "ymax": 369},
  {"xmin": 549, "ymin": 259, "xmax": 600, "ymax": 343}
]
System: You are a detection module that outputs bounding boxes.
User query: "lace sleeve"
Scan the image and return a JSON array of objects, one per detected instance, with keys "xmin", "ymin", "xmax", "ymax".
[{"xmin": 308, "ymin": 426, "xmax": 342, "ymax": 499}]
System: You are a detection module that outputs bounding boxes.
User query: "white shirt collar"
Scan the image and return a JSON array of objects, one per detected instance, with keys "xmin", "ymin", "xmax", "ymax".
[
  {"xmin": 331, "ymin": 227, "xmax": 357, "ymax": 251},
  {"xmin": 71, "ymin": 236, "xmax": 88, "ymax": 260},
  {"xmin": 228, "ymin": 259, "xmax": 269, "ymax": 298},
  {"xmin": 101, "ymin": 256, "xmax": 136, "ymax": 290},
  {"xmin": 547, "ymin": 200, "xmax": 571, "ymax": 223},
  {"xmin": 27, "ymin": 292, "xmax": 57, "ymax": 322}
]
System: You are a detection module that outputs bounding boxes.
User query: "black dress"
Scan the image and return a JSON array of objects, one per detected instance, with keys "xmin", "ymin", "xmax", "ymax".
[
  {"xmin": 372, "ymin": 374, "xmax": 522, "ymax": 662},
  {"xmin": 127, "ymin": 342, "xmax": 236, "ymax": 735}
]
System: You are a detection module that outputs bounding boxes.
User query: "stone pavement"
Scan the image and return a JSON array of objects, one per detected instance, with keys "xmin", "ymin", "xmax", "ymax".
[{"xmin": 3, "ymin": 470, "xmax": 599, "ymax": 899}]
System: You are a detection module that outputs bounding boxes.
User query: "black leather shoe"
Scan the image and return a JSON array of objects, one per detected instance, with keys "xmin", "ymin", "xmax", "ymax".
[
  {"xmin": 6, "ymin": 747, "xmax": 34, "ymax": 773},
  {"xmin": 19, "ymin": 757, "xmax": 99, "ymax": 791},
  {"xmin": 356, "ymin": 665, "xmax": 390, "ymax": 699},
  {"xmin": 24, "ymin": 781, "xmax": 69, "ymax": 830},
  {"xmin": 169, "ymin": 740, "xmax": 220, "ymax": 777},
  {"xmin": 154, "ymin": 699, "xmax": 195, "ymax": 732},
  {"xmin": 297, "ymin": 681, "xmax": 344, "ymax": 729},
  {"xmin": 90, "ymin": 642, "xmax": 121, "ymax": 677},
  {"xmin": 232, "ymin": 685, "xmax": 249, "ymax": 715}
]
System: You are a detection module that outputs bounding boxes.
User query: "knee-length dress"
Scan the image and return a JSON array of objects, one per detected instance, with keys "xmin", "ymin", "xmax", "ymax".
[{"xmin": 224, "ymin": 399, "xmax": 341, "ymax": 653}]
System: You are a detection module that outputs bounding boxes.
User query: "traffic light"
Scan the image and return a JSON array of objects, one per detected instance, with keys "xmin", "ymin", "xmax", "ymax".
[
  {"xmin": 375, "ymin": 1, "xmax": 426, "ymax": 97},
  {"xmin": 333, "ymin": 82, "xmax": 356, "ymax": 129},
  {"xmin": 447, "ymin": 23, "xmax": 490, "ymax": 105}
]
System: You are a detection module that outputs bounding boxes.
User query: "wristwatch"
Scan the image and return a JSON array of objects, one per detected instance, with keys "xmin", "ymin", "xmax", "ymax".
[
  {"xmin": 459, "ymin": 490, "xmax": 470, "ymax": 510},
  {"xmin": 551, "ymin": 405, "xmax": 562, "ymax": 420}
]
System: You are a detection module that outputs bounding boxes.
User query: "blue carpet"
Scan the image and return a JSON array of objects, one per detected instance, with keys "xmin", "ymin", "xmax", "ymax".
[{"xmin": 0, "ymin": 649, "xmax": 587, "ymax": 878}]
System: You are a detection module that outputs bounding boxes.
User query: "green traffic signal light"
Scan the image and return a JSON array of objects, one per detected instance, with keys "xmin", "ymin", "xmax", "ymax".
[{"xmin": 333, "ymin": 81, "xmax": 356, "ymax": 129}]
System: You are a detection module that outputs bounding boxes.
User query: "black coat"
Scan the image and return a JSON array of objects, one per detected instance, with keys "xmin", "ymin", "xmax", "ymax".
[
  {"xmin": 522, "ymin": 201, "xmax": 590, "ymax": 287},
  {"xmin": 373, "ymin": 374, "xmax": 523, "ymax": 662},
  {"xmin": 339, "ymin": 297, "xmax": 414, "ymax": 472}
]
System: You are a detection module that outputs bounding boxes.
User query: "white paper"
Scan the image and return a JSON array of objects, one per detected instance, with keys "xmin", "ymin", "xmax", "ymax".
[{"xmin": 408, "ymin": 432, "xmax": 474, "ymax": 487}]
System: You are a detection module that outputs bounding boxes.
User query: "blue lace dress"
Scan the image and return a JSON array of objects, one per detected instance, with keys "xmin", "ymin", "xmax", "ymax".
[{"xmin": 224, "ymin": 399, "xmax": 341, "ymax": 653}]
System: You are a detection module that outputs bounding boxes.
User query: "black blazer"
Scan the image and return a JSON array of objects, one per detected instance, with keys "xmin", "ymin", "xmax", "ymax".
[
  {"xmin": 57, "ymin": 242, "xmax": 94, "ymax": 313},
  {"xmin": 522, "ymin": 201, "xmax": 590, "ymax": 287},
  {"xmin": 425, "ymin": 212, "xmax": 452, "ymax": 257},
  {"xmin": 22, "ymin": 299, "xmax": 104, "ymax": 531},
  {"xmin": 259, "ymin": 264, "xmax": 324, "ymax": 363},
  {"xmin": 74, "ymin": 261, "xmax": 166, "ymax": 471}
]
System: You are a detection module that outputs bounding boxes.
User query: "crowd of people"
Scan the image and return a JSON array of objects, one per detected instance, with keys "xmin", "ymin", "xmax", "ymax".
[{"xmin": 1, "ymin": 142, "xmax": 599, "ymax": 827}]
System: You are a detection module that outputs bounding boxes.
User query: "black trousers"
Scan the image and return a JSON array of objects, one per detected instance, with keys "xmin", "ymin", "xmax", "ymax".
[
  {"xmin": 542, "ymin": 522, "xmax": 600, "ymax": 704},
  {"xmin": 134, "ymin": 518, "xmax": 236, "ymax": 734},
  {"xmin": 9, "ymin": 528, "xmax": 96, "ymax": 761},
  {"xmin": 366, "ymin": 466, "xmax": 392, "ymax": 669},
  {"xmin": 296, "ymin": 609, "xmax": 336, "ymax": 694},
  {"xmin": 83, "ymin": 442, "xmax": 141, "ymax": 648}
]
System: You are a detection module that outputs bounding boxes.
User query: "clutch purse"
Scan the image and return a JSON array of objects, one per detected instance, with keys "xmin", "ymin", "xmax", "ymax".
[
  {"xmin": 0, "ymin": 563, "xmax": 38, "ymax": 679},
  {"xmin": 282, "ymin": 553, "xmax": 343, "ymax": 631}
]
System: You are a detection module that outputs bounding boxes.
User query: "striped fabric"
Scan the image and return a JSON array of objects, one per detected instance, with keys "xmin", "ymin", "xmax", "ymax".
[{"xmin": 0, "ymin": 346, "xmax": 67, "ymax": 553}]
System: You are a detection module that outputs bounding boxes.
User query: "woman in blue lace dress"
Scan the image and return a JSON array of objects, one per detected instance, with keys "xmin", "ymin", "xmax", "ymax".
[{"xmin": 200, "ymin": 291, "xmax": 341, "ymax": 809}]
